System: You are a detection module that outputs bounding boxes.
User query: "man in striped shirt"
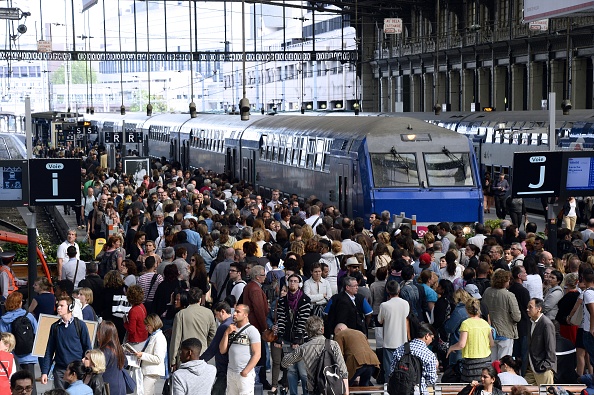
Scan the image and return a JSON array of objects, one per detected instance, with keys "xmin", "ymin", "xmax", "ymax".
[{"xmin": 137, "ymin": 256, "xmax": 163, "ymax": 311}]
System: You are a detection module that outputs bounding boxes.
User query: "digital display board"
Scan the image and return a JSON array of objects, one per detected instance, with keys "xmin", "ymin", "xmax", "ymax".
[
  {"xmin": 0, "ymin": 160, "xmax": 29, "ymax": 206},
  {"xmin": 565, "ymin": 154, "xmax": 594, "ymax": 192}
]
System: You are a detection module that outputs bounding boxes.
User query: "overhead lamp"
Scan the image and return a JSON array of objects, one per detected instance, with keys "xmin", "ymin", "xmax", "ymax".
[
  {"xmin": 335, "ymin": 103, "xmax": 342, "ymax": 109},
  {"xmin": 306, "ymin": 104, "xmax": 312, "ymax": 110},
  {"xmin": 0, "ymin": 8, "xmax": 30, "ymax": 20},
  {"xmin": 320, "ymin": 103, "xmax": 327, "ymax": 109}
]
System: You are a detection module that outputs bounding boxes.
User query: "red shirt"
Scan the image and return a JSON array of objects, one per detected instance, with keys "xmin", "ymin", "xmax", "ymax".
[
  {"xmin": 124, "ymin": 304, "xmax": 148, "ymax": 343},
  {"xmin": 0, "ymin": 351, "xmax": 14, "ymax": 394}
]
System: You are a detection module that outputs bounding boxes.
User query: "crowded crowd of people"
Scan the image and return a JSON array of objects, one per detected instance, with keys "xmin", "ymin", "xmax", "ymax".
[{"xmin": 2, "ymin": 147, "xmax": 594, "ymax": 395}]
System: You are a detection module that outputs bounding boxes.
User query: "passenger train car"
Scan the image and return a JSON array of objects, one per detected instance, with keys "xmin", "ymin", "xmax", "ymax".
[{"xmin": 87, "ymin": 113, "xmax": 484, "ymax": 224}]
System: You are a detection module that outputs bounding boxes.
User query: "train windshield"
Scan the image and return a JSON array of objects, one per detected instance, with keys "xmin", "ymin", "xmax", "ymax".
[
  {"xmin": 424, "ymin": 152, "xmax": 475, "ymax": 187},
  {"xmin": 370, "ymin": 153, "xmax": 420, "ymax": 188}
]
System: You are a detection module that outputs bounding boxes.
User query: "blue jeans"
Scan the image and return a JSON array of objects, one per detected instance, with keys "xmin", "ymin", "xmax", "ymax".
[
  {"xmin": 383, "ymin": 348, "xmax": 395, "ymax": 383},
  {"xmin": 285, "ymin": 341, "xmax": 307, "ymax": 395}
]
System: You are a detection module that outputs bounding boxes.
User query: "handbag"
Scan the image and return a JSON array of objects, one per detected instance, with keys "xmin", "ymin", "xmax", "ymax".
[
  {"xmin": 570, "ymin": 303, "xmax": 583, "ymax": 326},
  {"xmin": 122, "ymin": 368, "xmax": 136, "ymax": 394},
  {"xmin": 162, "ymin": 376, "xmax": 172, "ymax": 395},
  {"xmin": 262, "ymin": 328, "xmax": 278, "ymax": 343},
  {"xmin": 263, "ymin": 302, "xmax": 279, "ymax": 343}
]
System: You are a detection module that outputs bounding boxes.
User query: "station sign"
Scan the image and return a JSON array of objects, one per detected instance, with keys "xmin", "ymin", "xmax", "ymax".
[
  {"xmin": 125, "ymin": 132, "xmax": 144, "ymax": 144},
  {"xmin": 0, "ymin": 160, "xmax": 29, "ymax": 207},
  {"xmin": 29, "ymin": 159, "xmax": 82, "ymax": 205},
  {"xmin": 561, "ymin": 151, "xmax": 594, "ymax": 196},
  {"xmin": 105, "ymin": 131, "xmax": 124, "ymax": 144},
  {"xmin": 384, "ymin": 18, "xmax": 402, "ymax": 34},
  {"xmin": 511, "ymin": 151, "xmax": 563, "ymax": 197}
]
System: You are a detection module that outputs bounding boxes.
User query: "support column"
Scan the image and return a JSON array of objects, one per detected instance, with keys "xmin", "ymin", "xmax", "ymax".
[
  {"xmin": 494, "ymin": 66, "xmax": 507, "ymax": 111},
  {"xmin": 462, "ymin": 69, "xmax": 474, "ymax": 111},
  {"xmin": 478, "ymin": 68, "xmax": 490, "ymax": 109},
  {"xmin": 424, "ymin": 73, "xmax": 434, "ymax": 112},
  {"xmin": 412, "ymin": 74, "xmax": 422, "ymax": 112},
  {"xmin": 551, "ymin": 60, "xmax": 565, "ymax": 105},
  {"xmin": 436, "ymin": 71, "xmax": 447, "ymax": 110},
  {"xmin": 573, "ymin": 58, "xmax": 587, "ymax": 109},
  {"xmin": 388, "ymin": 74, "xmax": 394, "ymax": 112},
  {"xmin": 380, "ymin": 72, "xmax": 389, "ymax": 112},
  {"xmin": 511, "ymin": 64, "xmax": 525, "ymax": 111},
  {"xmin": 449, "ymin": 71, "xmax": 460, "ymax": 111},
  {"xmin": 529, "ymin": 62, "xmax": 544, "ymax": 110}
]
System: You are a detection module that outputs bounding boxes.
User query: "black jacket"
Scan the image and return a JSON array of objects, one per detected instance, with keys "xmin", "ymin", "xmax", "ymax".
[
  {"xmin": 327, "ymin": 291, "xmax": 368, "ymax": 337},
  {"xmin": 276, "ymin": 292, "xmax": 312, "ymax": 344},
  {"xmin": 528, "ymin": 314, "xmax": 557, "ymax": 373}
]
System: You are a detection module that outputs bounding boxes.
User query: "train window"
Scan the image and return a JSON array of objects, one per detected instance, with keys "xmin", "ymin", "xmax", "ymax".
[
  {"xmin": 424, "ymin": 152, "xmax": 474, "ymax": 187},
  {"xmin": 315, "ymin": 139, "xmax": 325, "ymax": 170},
  {"xmin": 370, "ymin": 153, "xmax": 419, "ymax": 188},
  {"xmin": 307, "ymin": 139, "xmax": 316, "ymax": 169},
  {"xmin": 285, "ymin": 137, "xmax": 293, "ymax": 165},
  {"xmin": 260, "ymin": 135, "xmax": 267, "ymax": 159},
  {"xmin": 485, "ymin": 128, "xmax": 494, "ymax": 143},
  {"xmin": 272, "ymin": 146, "xmax": 278, "ymax": 162},
  {"xmin": 530, "ymin": 133, "xmax": 538, "ymax": 145}
]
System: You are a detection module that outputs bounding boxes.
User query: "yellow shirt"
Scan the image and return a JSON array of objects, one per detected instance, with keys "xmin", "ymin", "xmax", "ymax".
[{"xmin": 459, "ymin": 317, "xmax": 491, "ymax": 359}]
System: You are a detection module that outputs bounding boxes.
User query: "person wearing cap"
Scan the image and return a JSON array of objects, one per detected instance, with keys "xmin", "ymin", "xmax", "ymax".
[
  {"xmin": 482, "ymin": 270, "xmax": 521, "ymax": 360},
  {"xmin": 337, "ymin": 257, "xmax": 366, "ymax": 293},
  {"xmin": 413, "ymin": 252, "xmax": 441, "ymax": 279},
  {"xmin": 0, "ymin": 251, "xmax": 27, "ymax": 301}
]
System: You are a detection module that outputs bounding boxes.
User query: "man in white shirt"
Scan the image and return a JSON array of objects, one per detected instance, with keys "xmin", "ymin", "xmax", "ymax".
[
  {"xmin": 267, "ymin": 189, "xmax": 281, "ymax": 212},
  {"xmin": 61, "ymin": 246, "xmax": 86, "ymax": 287},
  {"xmin": 582, "ymin": 219, "xmax": 594, "ymax": 242},
  {"xmin": 56, "ymin": 229, "xmax": 80, "ymax": 278},
  {"xmin": 304, "ymin": 205, "xmax": 322, "ymax": 234},
  {"xmin": 467, "ymin": 223, "xmax": 487, "ymax": 251},
  {"xmin": 377, "ymin": 280, "xmax": 410, "ymax": 383},
  {"xmin": 340, "ymin": 228, "xmax": 364, "ymax": 255}
]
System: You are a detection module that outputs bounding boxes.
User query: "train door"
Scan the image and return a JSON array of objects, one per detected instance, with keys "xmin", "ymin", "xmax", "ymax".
[
  {"xmin": 180, "ymin": 140, "xmax": 189, "ymax": 170},
  {"xmin": 337, "ymin": 162, "xmax": 351, "ymax": 216},
  {"xmin": 170, "ymin": 139, "xmax": 179, "ymax": 163},
  {"xmin": 242, "ymin": 150, "xmax": 256, "ymax": 185},
  {"xmin": 226, "ymin": 147, "xmax": 237, "ymax": 179}
]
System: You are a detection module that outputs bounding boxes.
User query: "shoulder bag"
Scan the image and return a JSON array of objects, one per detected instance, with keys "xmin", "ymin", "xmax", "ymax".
[{"xmin": 262, "ymin": 304, "xmax": 278, "ymax": 343}]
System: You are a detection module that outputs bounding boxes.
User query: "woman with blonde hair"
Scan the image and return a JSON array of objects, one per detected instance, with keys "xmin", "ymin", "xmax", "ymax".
[
  {"xmin": 82, "ymin": 349, "xmax": 107, "ymax": 395},
  {"xmin": 372, "ymin": 242, "xmax": 391, "ymax": 276},
  {"xmin": 301, "ymin": 224, "xmax": 314, "ymax": 241},
  {"xmin": 443, "ymin": 289, "xmax": 472, "ymax": 366},
  {"xmin": 78, "ymin": 287, "xmax": 97, "ymax": 321},
  {"xmin": 377, "ymin": 232, "xmax": 393, "ymax": 256},
  {"xmin": 133, "ymin": 314, "xmax": 167, "ymax": 395},
  {"xmin": 252, "ymin": 228, "xmax": 268, "ymax": 256},
  {"xmin": 447, "ymin": 298, "xmax": 494, "ymax": 382},
  {"xmin": 28, "ymin": 276, "xmax": 55, "ymax": 319}
]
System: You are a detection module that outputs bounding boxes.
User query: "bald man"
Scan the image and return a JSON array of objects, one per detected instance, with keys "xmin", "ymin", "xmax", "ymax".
[{"xmin": 333, "ymin": 323, "xmax": 380, "ymax": 387}]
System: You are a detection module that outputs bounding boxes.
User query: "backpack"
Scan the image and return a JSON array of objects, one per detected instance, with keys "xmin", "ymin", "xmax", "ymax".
[
  {"xmin": 313, "ymin": 339, "xmax": 346, "ymax": 395},
  {"xmin": 99, "ymin": 249, "xmax": 121, "ymax": 277},
  {"xmin": 388, "ymin": 342, "xmax": 423, "ymax": 395},
  {"xmin": 11, "ymin": 315, "xmax": 35, "ymax": 355},
  {"xmin": 262, "ymin": 272, "xmax": 280, "ymax": 302}
]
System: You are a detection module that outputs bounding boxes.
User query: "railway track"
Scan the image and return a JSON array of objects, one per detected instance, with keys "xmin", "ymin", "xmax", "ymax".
[
  {"xmin": 0, "ymin": 135, "xmax": 61, "ymax": 276},
  {"xmin": 0, "ymin": 135, "xmax": 13, "ymax": 159}
]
